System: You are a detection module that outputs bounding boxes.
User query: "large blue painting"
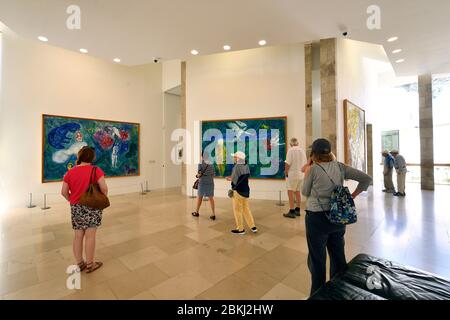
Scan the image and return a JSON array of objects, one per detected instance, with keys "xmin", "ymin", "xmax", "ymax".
[
  {"xmin": 201, "ymin": 117, "xmax": 287, "ymax": 179},
  {"xmin": 42, "ymin": 114, "xmax": 140, "ymax": 182}
]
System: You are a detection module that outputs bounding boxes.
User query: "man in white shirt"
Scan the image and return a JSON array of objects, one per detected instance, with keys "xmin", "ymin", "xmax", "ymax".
[{"xmin": 283, "ymin": 138, "xmax": 307, "ymax": 219}]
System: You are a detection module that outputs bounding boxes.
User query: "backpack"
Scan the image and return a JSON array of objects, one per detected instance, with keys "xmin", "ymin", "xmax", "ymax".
[{"xmin": 315, "ymin": 163, "xmax": 357, "ymax": 225}]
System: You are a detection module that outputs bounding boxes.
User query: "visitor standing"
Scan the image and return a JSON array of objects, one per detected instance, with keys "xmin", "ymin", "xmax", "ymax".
[
  {"xmin": 382, "ymin": 151, "xmax": 396, "ymax": 194},
  {"xmin": 302, "ymin": 139, "xmax": 372, "ymax": 296},
  {"xmin": 192, "ymin": 155, "xmax": 216, "ymax": 220},
  {"xmin": 61, "ymin": 146, "xmax": 108, "ymax": 274},
  {"xmin": 391, "ymin": 150, "xmax": 407, "ymax": 197},
  {"xmin": 227, "ymin": 151, "xmax": 258, "ymax": 235},
  {"xmin": 284, "ymin": 138, "xmax": 308, "ymax": 219}
]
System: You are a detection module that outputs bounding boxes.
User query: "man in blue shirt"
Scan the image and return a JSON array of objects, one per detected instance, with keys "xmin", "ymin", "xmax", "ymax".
[{"xmin": 382, "ymin": 151, "xmax": 395, "ymax": 194}]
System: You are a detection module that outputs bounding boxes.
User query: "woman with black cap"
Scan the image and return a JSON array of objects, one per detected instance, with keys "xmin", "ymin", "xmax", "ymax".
[{"xmin": 302, "ymin": 138, "xmax": 372, "ymax": 296}]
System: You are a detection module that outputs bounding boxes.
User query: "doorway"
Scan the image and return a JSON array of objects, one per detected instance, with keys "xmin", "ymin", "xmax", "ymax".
[{"xmin": 163, "ymin": 86, "xmax": 182, "ymax": 189}]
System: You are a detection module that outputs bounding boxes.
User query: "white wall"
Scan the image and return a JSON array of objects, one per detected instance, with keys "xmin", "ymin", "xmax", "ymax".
[
  {"xmin": 0, "ymin": 31, "xmax": 164, "ymax": 209},
  {"xmin": 336, "ymin": 39, "xmax": 392, "ymax": 167},
  {"xmin": 162, "ymin": 59, "xmax": 181, "ymax": 92},
  {"xmin": 185, "ymin": 44, "xmax": 305, "ymax": 200},
  {"xmin": 163, "ymin": 92, "xmax": 182, "ymax": 188}
]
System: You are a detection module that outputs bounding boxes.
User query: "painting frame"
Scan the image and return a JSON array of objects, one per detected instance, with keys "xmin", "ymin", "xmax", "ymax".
[
  {"xmin": 42, "ymin": 114, "xmax": 140, "ymax": 183},
  {"xmin": 343, "ymin": 100, "xmax": 366, "ymax": 172},
  {"xmin": 200, "ymin": 116, "xmax": 288, "ymax": 181}
]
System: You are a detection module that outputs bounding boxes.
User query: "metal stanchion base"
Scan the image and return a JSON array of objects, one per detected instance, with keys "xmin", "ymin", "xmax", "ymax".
[
  {"xmin": 276, "ymin": 202, "xmax": 285, "ymax": 207},
  {"xmin": 41, "ymin": 206, "xmax": 51, "ymax": 210},
  {"xmin": 27, "ymin": 205, "xmax": 37, "ymax": 209}
]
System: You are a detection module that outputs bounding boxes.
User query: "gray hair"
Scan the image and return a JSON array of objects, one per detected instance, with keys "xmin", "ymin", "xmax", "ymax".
[{"xmin": 290, "ymin": 138, "xmax": 299, "ymax": 147}]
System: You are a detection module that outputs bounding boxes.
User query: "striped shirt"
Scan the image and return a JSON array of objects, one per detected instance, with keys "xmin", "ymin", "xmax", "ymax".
[{"xmin": 394, "ymin": 155, "xmax": 407, "ymax": 174}]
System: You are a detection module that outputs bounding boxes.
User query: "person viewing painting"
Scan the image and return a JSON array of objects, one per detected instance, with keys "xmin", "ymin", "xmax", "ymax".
[
  {"xmin": 391, "ymin": 150, "xmax": 407, "ymax": 197},
  {"xmin": 61, "ymin": 146, "xmax": 108, "ymax": 274},
  {"xmin": 382, "ymin": 150, "xmax": 396, "ymax": 194},
  {"xmin": 227, "ymin": 151, "xmax": 258, "ymax": 235},
  {"xmin": 302, "ymin": 138, "xmax": 372, "ymax": 296},
  {"xmin": 283, "ymin": 137, "xmax": 308, "ymax": 219},
  {"xmin": 192, "ymin": 154, "xmax": 216, "ymax": 220}
]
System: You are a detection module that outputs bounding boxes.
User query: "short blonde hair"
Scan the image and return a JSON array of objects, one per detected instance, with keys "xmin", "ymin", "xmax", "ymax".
[{"xmin": 290, "ymin": 138, "xmax": 299, "ymax": 147}]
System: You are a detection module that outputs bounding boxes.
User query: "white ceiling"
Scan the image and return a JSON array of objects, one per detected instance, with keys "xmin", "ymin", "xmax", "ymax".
[{"xmin": 1, "ymin": 0, "xmax": 449, "ymax": 76}]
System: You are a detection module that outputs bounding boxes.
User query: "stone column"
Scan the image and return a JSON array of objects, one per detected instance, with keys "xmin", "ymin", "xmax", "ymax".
[
  {"xmin": 320, "ymin": 38, "xmax": 338, "ymax": 155},
  {"xmin": 305, "ymin": 44, "xmax": 313, "ymax": 149},
  {"xmin": 418, "ymin": 74, "xmax": 435, "ymax": 190},
  {"xmin": 181, "ymin": 61, "xmax": 187, "ymax": 195}
]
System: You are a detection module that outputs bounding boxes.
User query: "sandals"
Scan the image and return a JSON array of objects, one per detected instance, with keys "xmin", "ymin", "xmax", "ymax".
[
  {"xmin": 77, "ymin": 261, "xmax": 87, "ymax": 272},
  {"xmin": 86, "ymin": 261, "xmax": 103, "ymax": 273},
  {"xmin": 210, "ymin": 215, "xmax": 216, "ymax": 221}
]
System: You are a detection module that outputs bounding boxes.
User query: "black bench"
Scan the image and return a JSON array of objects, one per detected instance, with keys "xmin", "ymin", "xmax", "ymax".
[{"xmin": 309, "ymin": 254, "xmax": 450, "ymax": 300}]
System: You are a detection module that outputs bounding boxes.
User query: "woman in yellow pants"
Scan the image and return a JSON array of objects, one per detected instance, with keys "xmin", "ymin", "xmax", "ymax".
[{"xmin": 227, "ymin": 151, "xmax": 258, "ymax": 235}]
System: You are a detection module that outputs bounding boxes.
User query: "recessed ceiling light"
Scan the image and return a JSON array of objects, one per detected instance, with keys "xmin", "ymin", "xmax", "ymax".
[
  {"xmin": 258, "ymin": 40, "xmax": 267, "ymax": 46},
  {"xmin": 396, "ymin": 59, "xmax": 405, "ymax": 63},
  {"xmin": 38, "ymin": 36, "xmax": 48, "ymax": 42},
  {"xmin": 392, "ymin": 49, "xmax": 402, "ymax": 54},
  {"xmin": 79, "ymin": 48, "xmax": 88, "ymax": 54},
  {"xmin": 387, "ymin": 37, "xmax": 398, "ymax": 42},
  {"xmin": 191, "ymin": 49, "xmax": 199, "ymax": 55},
  {"xmin": 113, "ymin": 58, "xmax": 121, "ymax": 63},
  {"xmin": 223, "ymin": 45, "xmax": 231, "ymax": 51}
]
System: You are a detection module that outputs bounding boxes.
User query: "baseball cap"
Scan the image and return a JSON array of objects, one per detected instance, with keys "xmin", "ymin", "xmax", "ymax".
[{"xmin": 312, "ymin": 139, "xmax": 331, "ymax": 155}]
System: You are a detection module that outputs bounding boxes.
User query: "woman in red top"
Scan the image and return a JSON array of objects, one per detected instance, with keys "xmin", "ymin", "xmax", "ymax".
[{"xmin": 61, "ymin": 146, "xmax": 108, "ymax": 273}]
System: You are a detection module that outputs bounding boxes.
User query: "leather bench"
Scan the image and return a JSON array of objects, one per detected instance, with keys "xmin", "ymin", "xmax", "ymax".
[{"xmin": 309, "ymin": 254, "xmax": 450, "ymax": 300}]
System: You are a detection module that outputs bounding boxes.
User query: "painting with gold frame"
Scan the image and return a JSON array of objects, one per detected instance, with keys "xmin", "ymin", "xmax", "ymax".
[
  {"xmin": 201, "ymin": 116, "xmax": 287, "ymax": 179},
  {"xmin": 344, "ymin": 100, "xmax": 366, "ymax": 172},
  {"xmin": 42, "ymin": 114, "xmax": 140, "ymax": 183}
]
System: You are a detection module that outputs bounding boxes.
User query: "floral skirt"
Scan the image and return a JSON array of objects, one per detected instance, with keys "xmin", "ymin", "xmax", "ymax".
[{"xmin": 71, "ymin": 204, "xmax": 103, "ymax": 230}]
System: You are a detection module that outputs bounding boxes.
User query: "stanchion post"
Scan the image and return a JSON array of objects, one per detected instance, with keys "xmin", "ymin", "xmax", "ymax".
[
  {"xmin": 144, "ymin": 180, "xmax": 151, "ymax": 193},
  {"xmin": 276, "ymin": 190, "xmax": 285, "ymax": 207},
  {"xmin": 27, "ymin": 193, "xmax": 36, "ymax": 209},
  {"xmin": 189, "ymin": 187, "xmax": 196, "ymax": 199},
  {"xmin": 41, "ymin": 193, "xmax": 51, "ymax": 210},
  {"xmin": 140, "ymin": 183, "xmax": 147, "ymax": 195}
]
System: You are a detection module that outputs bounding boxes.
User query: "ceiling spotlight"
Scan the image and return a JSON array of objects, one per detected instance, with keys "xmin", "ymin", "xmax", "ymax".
[
  {"xmin": 223, "ymin": 45, "xmax": 231, "ymax": 51},
  {"xmin": 396, "ymin": 59, "xmax": 405, "ymax": 63},
  {"xmin": 258, "ymin": 40, "xmax": 267, "ymax": 46},
  {"xmin": 191, "ymin": 49, "xmax": 199, "ymax": 55},
  {"xmin": 387, "ymin": 37, "xmax": 398, "ymax": 42},
  {"xmin": 79, "ymin": 48, "xmax": 88, "ymax": 54},
  {"xmin": 38, "ymin": 36, "xmax": 48, "ymax": 42},
  {"xmin": 113, "ymin": 58, "xmax": 121, "ymax": 63},
  {"xmin": 392, "ymin": 49, "xmax": 402, "ymax": 54}
]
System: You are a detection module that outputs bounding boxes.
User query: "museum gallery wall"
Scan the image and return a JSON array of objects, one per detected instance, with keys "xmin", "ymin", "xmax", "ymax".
[
  {"xmin": 201, "ymin": 117, "xmax": 287, "ymax": 179},
  {"xmin": 344, "ymin": 100, "xmax": 366, "ymax": 172},
  {"xmin": 42, "ymin": 115, "xmax": 140, "ymax": 182}
]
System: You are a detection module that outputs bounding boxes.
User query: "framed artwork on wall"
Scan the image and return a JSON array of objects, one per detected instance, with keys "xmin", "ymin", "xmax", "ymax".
[
  {"xmin": 344, "ymin": 100, "xmax": 366, "ymax": 172},
  {"xmin": 201, "ymin": 116, "xmax": 287, "ymax": 180},
  {"xmin": 42, "ymin": 114, "xmax": 140, "ymax": 183},
  {"xmin": 381, "ymin": 130, "xmax": 400, "ymax": 152}
]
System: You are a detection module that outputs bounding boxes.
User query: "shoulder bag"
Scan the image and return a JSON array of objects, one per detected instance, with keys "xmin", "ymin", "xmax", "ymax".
[{"xmin": 78, "ymin": 166, "xmax": 110, "ymax": 210}]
